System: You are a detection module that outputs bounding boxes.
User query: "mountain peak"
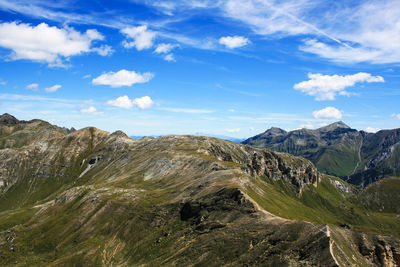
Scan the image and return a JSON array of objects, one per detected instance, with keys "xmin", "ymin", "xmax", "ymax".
[
  {"xmin": 265, "ymin": 127, "xmax": 287, "ymax": 135},
  {"xmin": 0, "ymin": 113, "xmax": 19, "ymax": 125},
  {"xmin": 318, "ymin": 121, "xmax": 350, "ymax": 132}
]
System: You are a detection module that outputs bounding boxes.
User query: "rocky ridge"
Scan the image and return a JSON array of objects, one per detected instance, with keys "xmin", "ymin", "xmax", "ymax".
[
  {"xmin": 243, "ymin": 121, "xmax": 400, "ymax": 187},
  {"xmin": 0, "ymin": 115, "xmax": 399, "ymax": 266}
]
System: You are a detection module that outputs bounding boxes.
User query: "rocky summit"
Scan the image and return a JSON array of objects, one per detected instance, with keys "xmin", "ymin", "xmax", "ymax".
[
  {"xmin": 0, "ymin": 115, "xmax": 399, "ymax": 266},
  {"xmin": 243, "ymin": 122, "xmax": 400, "ymax": 187}
]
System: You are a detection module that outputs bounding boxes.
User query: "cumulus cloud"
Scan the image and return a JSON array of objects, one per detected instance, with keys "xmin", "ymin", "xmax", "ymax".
[
  {"xmin": 132, "ymin": 96, "xmax": 154, "ymax": 110},
  {"xmin": 0, "ymin": 22, "xmax": 109, "ymax": 66},
  {"xmin": 294, "ymin": 72, "xmax": 384, "ymax": 101},
  {"xmin": 92, "ymin": 69, "xmax": 154, "ymax": 87},
  {"xmin": 106, "ymin": 95, "xmax": 154, "ymax": 109},
  {"xmin": 154, "ymin": 43, "xmax": 176, "ymax": 54},
  {"xmin": 45, "ymin": 84, "xmax": 61, "ymax": 93},
  {"xmin": 225, "ymin": 128, "xmax": 240, "ymax": 133},
  {"xmin": 219, "ymin": 36, "xmax": 249, "ymax": 49},
  {"xmin": 312, "ymin": 107, "xmax": 342, "ymax": 120},
  {"xmin": 154, "ymin": 43, "xmax": 177, "ymax": 61},
  {"xmin": 26, "ymin": 83, "xmax": 39, "ymax": 91},
  {"xmin": 121, "ymin": 25, "xmax": 156, "ymax": 50},
  {"xmin": 79, "ymin": 106, "xmax": 98, "ymax": 114},
  {"xmin": 365, "ymin": 127, "xmax": 380, "ymax": 133},
  {"xmin": 91, "ymin": 45, "xmax": 114, "ymax": 56}
]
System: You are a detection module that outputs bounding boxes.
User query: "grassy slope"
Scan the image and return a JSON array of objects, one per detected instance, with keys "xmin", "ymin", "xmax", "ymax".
[{"xmin": 245, "ymin": 174, "xmax": 400, "ymax": 238}]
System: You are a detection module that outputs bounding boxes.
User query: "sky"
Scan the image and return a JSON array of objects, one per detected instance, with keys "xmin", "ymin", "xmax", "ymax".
[{"xmin": 0, "ymin": 0, "xmax": 399, "ymax": 138}]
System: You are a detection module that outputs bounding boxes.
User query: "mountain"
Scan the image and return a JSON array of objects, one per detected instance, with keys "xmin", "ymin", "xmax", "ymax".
[
  {"xmin": 243, "ymin": 122, "xmax": 400, "ymax": 187},
  {"xmin": 0, "ymin": 114, "xmax": 399, "ymax": 266},
  {"xmin": 131, "ymin": 134, "xmax": 244, "ymax": 143}
]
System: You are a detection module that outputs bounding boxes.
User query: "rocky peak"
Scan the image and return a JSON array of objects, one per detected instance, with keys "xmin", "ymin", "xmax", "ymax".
[
  {"xmin": 318, "ymin": 121, "xmax": 350, "ymax": 132},
  {"xmin": 263, "ymin": 127, "xmax": 287, "ymax": 136},
  {"xmin": 0, "ymin": 113, "xmax": 20, "ymax": 125}
]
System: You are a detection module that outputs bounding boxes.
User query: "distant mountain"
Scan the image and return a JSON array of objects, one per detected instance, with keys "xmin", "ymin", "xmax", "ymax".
[
  {"xmin": 131, "ymin": 133, "xmax": 245, "ymax": 143},
  {"xmin": 243, "ymin": 121, "xmax": 400, "ymax": 187},
  {"xmin": 194, "ymin": 132, "xmax": 245, "ymax": 143},
  {"xmin": 1, "ymin": 114, "xmax": 400, "ymax": 266}
]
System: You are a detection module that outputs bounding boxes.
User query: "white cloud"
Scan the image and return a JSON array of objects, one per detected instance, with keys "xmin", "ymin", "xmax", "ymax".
[
  {"xmin": 3, "ymin": 1, "xmax": 400, "ymax": 65},
  {"xmin": 365, "ymin": 127, "xmax": 380, "ymax": 133},
  {"xmin": 219, "ymin": 36, "xmax": 249, "ymax": 49},
  {"xmin": 79, "ymin": 106, "xmax": 98, "ymax": 114},
  {"xmin": 84, "ymin": 99, "xmax": 94, "ymax": 104},
  {"xmin": 154, "ymin": 43, "xmax": 177, "ymax": 61},
  {"xmin": 392, "ymin": 113, "xmax": 400, "ymax": 119},
  {"xmin": 0, "ymin": 22, "xmax": 108, "ymax": 66},
  {"xmin": 26, "ymin": 83, "xmax": 39, "ymax": 91},
  {"xmin": 164, "ymin": 54, "xmax": 175, "ymax": 61},
  {"xmin": 299, "ymin": 1, "xmax": 400, "ymax": 64},
  {"xmin": 0, "ymin": 78, "xmax": 6, "ymax": 86},
  {"xmin": 158, "ymin": 107, "xmax": 214, "ymax": 114},
  {"xmin": 226, "ymin": 128, "xmax": 240, "ymax": 133},
  {"xmin": 121, "ymin": 25, "xmax": 156, "ymax": 50},
  {"xmin": 106, "ymin": 95, "xmax": 154, "ymax": 110},
  {"xmin": 83, "ymin": 74, "xmax": 91, "ymax": 79},
  {"xmin": 45, "ymin": 84, "xmax": 61, "ymax": 93},
  {"xmin": 294, "ymin": 72, "xmax": 384, "ymax": 101},
  {"xmin": 92, "ymin": 69, "xmax": 154, "ymax": 87},
  {"xmin": 312, "ymin": 107, "xmax": 342, "ymax": 120},
  {"xmin": 132, "ymin": 96, "xmax": 154, "ymax": 110},
  {"xmin": 106, "ymin": 95, "xmax": 134, "ymax": 109},
  {"xmin": 154, "ymin": 43, "xmax": 176, "ymax": 54},
  {"xmin": 91, "ymin": 45, "xmax": 114, "ymax": 56}
]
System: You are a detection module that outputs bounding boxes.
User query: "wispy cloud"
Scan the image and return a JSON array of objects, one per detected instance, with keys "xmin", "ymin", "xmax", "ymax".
[
  {"xmin": 26, "ymin": 83, "xmax": 39, "ymax": 91},
  {"xmin": 2, "ymin": 0, "xmax": 400, "ymax": 65},
  {"xmin": 45, "ymin": 84, "xmax": 62, "ymax": 93},
  {"xmin": 225, "ymin": 128, "xmax": 240, "ymax": 133},
  {"xmin": 0, "ymin": 93, "xmax": 80, "ymax": 103},
  {"xmin": 158, "ymin": 107, "xmax": 214, "ymax": 114}
]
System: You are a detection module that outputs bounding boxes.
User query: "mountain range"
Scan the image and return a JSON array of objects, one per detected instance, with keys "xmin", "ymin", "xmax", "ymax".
[
  {"xmin": 0, "ymin": 113, "xmax": 399, "ymax": 266},
  {"xmin": 243, "ymin": 122, "xmax": 400, "ymax": 187}
]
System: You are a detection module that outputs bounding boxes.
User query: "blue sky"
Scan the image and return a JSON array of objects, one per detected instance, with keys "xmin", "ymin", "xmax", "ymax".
[{"xmin": 0, "ymin": 0, "xmax": 399, "ymax": 138}]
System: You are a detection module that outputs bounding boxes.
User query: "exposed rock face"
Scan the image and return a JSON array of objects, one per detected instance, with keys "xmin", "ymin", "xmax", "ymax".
[
  {"xmin": 0, "ymin": 115, "xmax": 399, "ymax": 266},
  {"xmin": 243, "ymin": 121, "xmax": 400, "ymax": 187},
  {"xmin": 355, "ymin": 234, "xmax": 400, "ymax": 266},
  {"xmin": 206, "ymin": 142, "xmax": 319, "ymax": 193}
]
